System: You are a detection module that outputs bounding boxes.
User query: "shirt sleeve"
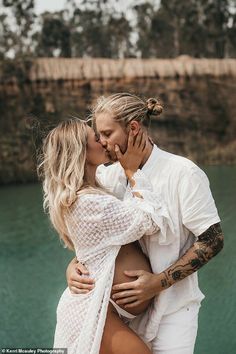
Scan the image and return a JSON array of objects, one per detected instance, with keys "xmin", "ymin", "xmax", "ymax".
[
  {"xmin": 75, "ymin": 178, "xmax": 173, "ymax": 249},
  {"xmin": 178, "ymin": 166, "xmax": 220, "ymax": 237},
  {"xmin": 101, "ymin": 169, "xmax": 175, "ymax": 245},
  {"xmin": 73, "ymin": 170, "xmax": 174, "ymax": 249},
  {"xmin": 96, "ymin": 163, "xmax": 127, "ymax": 199},
  {"xmin": 102, "ymin": 194, "xmax": 160, "ymax": 246},
  {"xmin": 124, "ymin": 169, "xmax": 175, "ymax": 244}
]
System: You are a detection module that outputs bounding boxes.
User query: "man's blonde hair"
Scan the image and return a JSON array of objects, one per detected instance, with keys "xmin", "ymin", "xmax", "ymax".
[{"xmin": 92, "ymin": 92, "xmax": 163, "ymax": 129}]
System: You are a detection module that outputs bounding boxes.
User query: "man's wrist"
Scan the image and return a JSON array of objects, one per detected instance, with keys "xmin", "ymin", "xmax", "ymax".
[{"xmin": 154, "ymin": 272, "xmax": 173, "ymax": 292}]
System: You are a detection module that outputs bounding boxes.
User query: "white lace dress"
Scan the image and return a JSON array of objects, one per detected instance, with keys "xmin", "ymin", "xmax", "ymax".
[{"xmin": 53, "ymin": 170, "xmax": 172, "ymax": 353}]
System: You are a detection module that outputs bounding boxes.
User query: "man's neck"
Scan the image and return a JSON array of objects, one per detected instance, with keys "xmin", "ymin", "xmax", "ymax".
[{"xmin": 139, "ymin": 139, "xmax": 154, "ymax": 169}]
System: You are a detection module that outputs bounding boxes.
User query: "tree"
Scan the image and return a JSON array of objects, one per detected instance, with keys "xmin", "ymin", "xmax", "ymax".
[
  {"xmin": 35, "ymin": 11, "xmax": 71, "ymax": 57},
  {"xmin": 227, "ymin": 10, "xmax": 236, "ymax": 57},
  {"xmin": 200, "ymin": 0, "xmax": 232, "ymax": 58},
  {"xmin": 133, "ymin": 3, "xmax": 155, "ymax": 58},
  {"xmin": 136, "ymin": 0, "xmax": 236, "ymax": 58},
  {"xmin": 1, "ymin": 0, "xmax": 36, "ymax": 57},
  {"xmin": 69, "ymin": 3, "xmax": 133, "ymax": 58}
]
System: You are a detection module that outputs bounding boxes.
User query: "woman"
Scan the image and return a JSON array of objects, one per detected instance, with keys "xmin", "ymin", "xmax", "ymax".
[{"xmin": 38, "ymin": 118, "xmax": 170, "ymax": 354}]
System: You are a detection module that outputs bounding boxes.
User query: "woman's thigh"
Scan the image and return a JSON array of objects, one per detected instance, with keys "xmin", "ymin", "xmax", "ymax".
[{"xmin": 100, "ymin": 303, "xmax": 152, "ymax": 354}]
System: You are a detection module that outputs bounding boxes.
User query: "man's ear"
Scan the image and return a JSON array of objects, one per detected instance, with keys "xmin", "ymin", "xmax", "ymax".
[{"xmin": 129, "ymin": 120, "xmax": 141, "ymax": 136}]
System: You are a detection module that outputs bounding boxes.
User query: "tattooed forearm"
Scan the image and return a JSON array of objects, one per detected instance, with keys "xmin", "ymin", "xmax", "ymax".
[{"xmin": 160, "ymin": 223, "xmax": 224, "ymax": 289}]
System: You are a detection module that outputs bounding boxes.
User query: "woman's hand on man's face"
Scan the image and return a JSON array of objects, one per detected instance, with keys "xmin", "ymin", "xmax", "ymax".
[
  {"xmin": 66, "ymin": 258, "xmax": 95, "ymax": 294},
  {"xmin": 114, "ymin": 129, "xmax": 148, "ymax": 176}
]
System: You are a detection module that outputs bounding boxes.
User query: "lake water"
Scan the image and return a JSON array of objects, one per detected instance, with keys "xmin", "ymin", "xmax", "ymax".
[{"xmin": 0, "ymin": 166, "xmax": 235, "ymax": 353}]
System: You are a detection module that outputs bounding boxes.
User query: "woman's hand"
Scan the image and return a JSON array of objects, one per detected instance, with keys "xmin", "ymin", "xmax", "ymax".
[
  {"xmin": 66, "ymin": 258, "xmax": 95, "ymax": 294},
  {"xmin": 115, "ymin": 129, "xmax": 148, "ymax": 180}
]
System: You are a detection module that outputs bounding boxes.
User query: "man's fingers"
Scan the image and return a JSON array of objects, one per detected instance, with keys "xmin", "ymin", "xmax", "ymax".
[
  {"xmin": 124, "ymin": 270, "xmax": 143, "ymax": 277},
  {"xmin": 125, "ymin": 300, "xmax": 142, "ymax": 309},
  {"xmin": 116, "ymin": 296, "xmax": 138, "ymax": 305},
  {"xmin": 112, "ymin": 281, "xmax": 136, "ymax": 292},
  {"xmin": 112, "ymin": 290, "xmax": 139, "ymax": 300}
]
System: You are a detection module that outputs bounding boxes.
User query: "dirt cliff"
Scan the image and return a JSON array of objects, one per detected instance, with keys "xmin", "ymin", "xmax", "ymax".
[{"xmin": 0, "ymin": 57, "xmax": 235, "ymax": 184}]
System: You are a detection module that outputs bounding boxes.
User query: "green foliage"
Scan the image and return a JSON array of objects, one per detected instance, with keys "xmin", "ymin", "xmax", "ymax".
[
  {"xmin": 0, "ymin": 0, "xmax": 235, "ymax": 60},
  {"xmin": 0, "ymin": 58, "xmax": 32, "ymax": 84},
  {"xmin": 1, "ymin": 0, "xmax": 35, "ymax": 57},
  {"xmin": 35, "ymin": 12, "xmax": 71, "ymax": 57}
]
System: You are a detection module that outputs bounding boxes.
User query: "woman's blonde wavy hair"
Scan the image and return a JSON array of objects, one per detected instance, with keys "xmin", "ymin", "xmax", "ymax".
[{"xmin": 38, "ymin": 118, "xmax": 101, "ymax": 250}]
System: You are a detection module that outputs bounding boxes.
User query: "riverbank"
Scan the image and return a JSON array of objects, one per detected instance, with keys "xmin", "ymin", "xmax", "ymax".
[{"xmin": 0, "ymin": 58, "xmax": 236, "ymax": 184}]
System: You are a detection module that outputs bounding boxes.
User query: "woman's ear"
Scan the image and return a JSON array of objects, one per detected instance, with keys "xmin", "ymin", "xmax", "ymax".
[{"xmin": 129, "ymin": 120, "xmax": 141, "ymax": 136}]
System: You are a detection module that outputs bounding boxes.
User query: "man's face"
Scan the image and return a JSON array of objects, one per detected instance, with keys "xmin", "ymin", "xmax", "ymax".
[{"xmin": 95, "ymin": 112, "xmax": 128, "ymax": 162}]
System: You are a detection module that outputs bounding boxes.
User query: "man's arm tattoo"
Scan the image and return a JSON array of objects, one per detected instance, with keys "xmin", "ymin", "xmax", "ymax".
[{"xmin": 161, "ymin": 223, "xmax": 224, "ymax": 289}]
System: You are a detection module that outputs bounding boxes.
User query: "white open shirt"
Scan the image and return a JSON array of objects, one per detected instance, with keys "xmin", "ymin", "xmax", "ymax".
[{"xmin": 97, "ymin": 145, "xmax": 220, "ymax": 342}]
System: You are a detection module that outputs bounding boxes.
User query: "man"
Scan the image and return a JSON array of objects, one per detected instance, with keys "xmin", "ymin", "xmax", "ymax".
[{"xmin": 66, "ymin": 93, "xmax": 224, "ymax": 353}]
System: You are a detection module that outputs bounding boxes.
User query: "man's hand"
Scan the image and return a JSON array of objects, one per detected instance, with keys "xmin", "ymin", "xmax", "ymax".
[
  {"xmin": 111, "ymin": 270, "xmax": 164, "ymax": 309},
  {"xmin": 66, "ymin": 258, "xmax": 95, "ymax": 294},
  {"xmin": 111, "ymin": 223, "xmax": 224, "ymax": 308}
]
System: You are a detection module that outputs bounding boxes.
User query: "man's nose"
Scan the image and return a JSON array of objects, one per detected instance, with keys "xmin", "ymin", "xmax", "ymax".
[{"xmin": 100, "ymin": 136, "xmax": 107, "ymax": 147}]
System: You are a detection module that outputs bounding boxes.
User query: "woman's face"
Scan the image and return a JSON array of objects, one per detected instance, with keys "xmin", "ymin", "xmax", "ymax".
[{"xmin": 86, "ymin": 125, "xmax": 110, "ymax": 166}]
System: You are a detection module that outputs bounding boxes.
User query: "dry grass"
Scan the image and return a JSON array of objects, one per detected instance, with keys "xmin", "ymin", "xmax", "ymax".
[{"xmin": 29, "ymin": 57, "xmax": 236, "ymax": 81}]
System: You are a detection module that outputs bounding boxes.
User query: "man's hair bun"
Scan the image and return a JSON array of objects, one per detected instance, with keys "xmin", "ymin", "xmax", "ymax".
[{"xmin": 146, "ymin": 98, "xmax": 163, "ymax": 116}]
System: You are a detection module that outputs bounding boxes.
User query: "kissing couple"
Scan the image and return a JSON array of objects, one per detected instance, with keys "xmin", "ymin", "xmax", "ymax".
[{"xmin": 38, "ymin": 93, "xmax": 223, "ymax": 354}]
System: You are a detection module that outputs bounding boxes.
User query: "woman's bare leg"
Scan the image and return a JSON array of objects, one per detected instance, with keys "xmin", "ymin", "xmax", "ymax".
[
  {"xmin": 99, "ymin": 303, "xmax": 152, "ymax": 354},
  {"xmin": 100, "ymin": 243, "xmax": 153, "ymax": 353}
]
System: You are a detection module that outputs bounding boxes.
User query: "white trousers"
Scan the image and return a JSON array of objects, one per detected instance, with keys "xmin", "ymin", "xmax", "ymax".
[{"xmin": 151, "ymin": 302, "xmax": 200, "ymax": 354}]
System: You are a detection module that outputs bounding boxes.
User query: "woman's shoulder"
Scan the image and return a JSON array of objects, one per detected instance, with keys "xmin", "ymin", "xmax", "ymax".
[
  {"xmin": 75, "ymin": 191, "xmax": 118, "ymax": 209},
  {"xmin": 69, "ymin": 192, "xmax": 120, "ymax": 222}
]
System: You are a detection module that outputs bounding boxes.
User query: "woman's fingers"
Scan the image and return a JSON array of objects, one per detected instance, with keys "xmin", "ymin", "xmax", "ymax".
[
  {"xmin": 71, "ymin": 280, "xmax": 95, "ymax": 290},
  {"xmin": 127, "ymin": 129, "xmax": 135, "ymax": 148},
  {"xmin": 133, "ymin": 129, "xmax": 148, "ymax": 151},
  {"xmin": 75, "ymin": 262, "xmax": 89, "ymax": 275},
  {"xmin": 114, "ymin": 144, "xmax": 122, "ymax": 160},
  {"xmin": 141, "ymin": 131, "xmax": 148, "ymax": 151},
  {"xmin": 71, "ymin": 274, "xmax": 95, "ymax": 285},
  {"xmin": 134, "ymin": 129, "xmax": 142, "ymax": 147},
  {"xmin": 70, "ymin": 286, "xmax": 90, "ymax": 295}
]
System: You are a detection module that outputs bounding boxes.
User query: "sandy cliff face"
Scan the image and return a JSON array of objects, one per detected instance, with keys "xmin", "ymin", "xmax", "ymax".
[{"xmin": 0, "ymin": 58, "xmax": 235, "ymax": 184}]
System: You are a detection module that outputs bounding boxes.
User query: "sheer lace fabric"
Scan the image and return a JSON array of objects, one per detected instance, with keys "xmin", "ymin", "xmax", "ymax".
[{"xmin": 53, "ymin": 170, "xmax": 170, "ymax": 353}]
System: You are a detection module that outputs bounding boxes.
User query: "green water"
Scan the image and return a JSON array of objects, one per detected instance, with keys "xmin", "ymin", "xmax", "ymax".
[{"xmin": 0, "ymin": 166, "xmax": 235, "ymax": 353}]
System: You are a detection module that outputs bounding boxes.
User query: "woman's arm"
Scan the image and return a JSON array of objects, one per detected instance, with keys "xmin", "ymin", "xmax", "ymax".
[{"xmin": 66, "ymin": 130, "xmax": 171, "ymax": 293}]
